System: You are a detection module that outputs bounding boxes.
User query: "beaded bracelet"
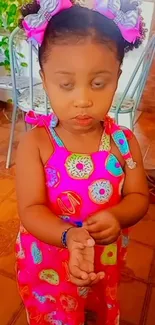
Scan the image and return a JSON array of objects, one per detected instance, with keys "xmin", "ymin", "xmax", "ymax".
[
  {"xmin": 61, "ymin": 227, "xmax": 74, "ymax": 248},
  {"xmin": 61, "ymin": 221, "xmax": 83, "ymax": 248}
]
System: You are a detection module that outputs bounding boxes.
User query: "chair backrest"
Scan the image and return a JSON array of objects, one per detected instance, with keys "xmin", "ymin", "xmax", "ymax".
[
  {"xmin": 9, "ymin": 27, "xmax": 49, "ymax": 115},
  {"xmin": 114, "ymin": 34, "xmax": 155, "ymax": 122}
]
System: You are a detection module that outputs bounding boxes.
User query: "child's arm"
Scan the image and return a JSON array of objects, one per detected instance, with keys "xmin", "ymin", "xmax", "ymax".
[
  {"xmin": 84, "ymin": 134, "xmax": 149, "ymax": 244},
  {"xmin": 16, "ymin": 130, "xmax": 87, "ymax": 248},
  {"xmin": 108, "ymin": 133, "xmax": 149, "ymax": 227}
]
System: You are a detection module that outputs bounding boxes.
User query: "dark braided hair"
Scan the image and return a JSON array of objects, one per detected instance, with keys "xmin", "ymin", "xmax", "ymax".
[{"xmin": 20, "ymin": 0, "xmax": 147, "ymax": 68}]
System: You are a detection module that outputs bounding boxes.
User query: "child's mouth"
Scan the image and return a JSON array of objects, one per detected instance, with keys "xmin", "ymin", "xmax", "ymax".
[{"xmin": 74, "ymin": 116, "xmax": 93, "ymax": 126}]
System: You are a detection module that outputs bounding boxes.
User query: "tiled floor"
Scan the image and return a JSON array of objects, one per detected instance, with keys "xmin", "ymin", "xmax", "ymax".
[{"xmin": 0, "ymin": 109, "xmax": 155, "ymax": 325}]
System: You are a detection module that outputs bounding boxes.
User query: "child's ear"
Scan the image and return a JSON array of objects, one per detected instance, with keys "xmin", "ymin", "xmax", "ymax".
[{"xmin": 39, "ymin": 69, "xmax": 47, "ymax": 92}]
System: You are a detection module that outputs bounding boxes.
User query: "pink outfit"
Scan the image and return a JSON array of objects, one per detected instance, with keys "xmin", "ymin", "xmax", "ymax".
[{"xmin": 16, "ymin": 113, "xmax": 133, "ymax": 325}]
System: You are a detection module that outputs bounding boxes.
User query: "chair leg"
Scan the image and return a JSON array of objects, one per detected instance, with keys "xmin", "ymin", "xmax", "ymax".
[
  {"xmin": 6, "ymin": 103, "xmax": 18, "ymax": 169},
  {"xmin": 22, "ymin": 111, "xmax": 28, "ymax": 132},
  {"xmin": 129, "ymin": 112, "xmax": 133, "ymax": 131}
]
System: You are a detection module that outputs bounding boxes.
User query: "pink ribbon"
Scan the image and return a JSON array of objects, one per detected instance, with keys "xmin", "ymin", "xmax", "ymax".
[
  {"xmin": 94, "ymin": 0, "xmax": 141, "ymax": 43},
  {"xmin": 23, "ymin": 0, "xmax": 72, "ymax": 45},
  {"xmin": 23, "ymin": 0, "xmax": 142, "ymax": 45}
]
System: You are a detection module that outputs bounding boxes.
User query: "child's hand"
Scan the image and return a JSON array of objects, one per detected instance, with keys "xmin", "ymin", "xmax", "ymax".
[
  {"xmin": 67, "ymin": 228, "xmax": 104, "ymax": 285},
  {"xmin": 84, "ymin": 211, "xmax": 121, "ymax": 245},
  {"xmin": 70, "ymin": 271, "xmax": 105, "ymax": 287}
]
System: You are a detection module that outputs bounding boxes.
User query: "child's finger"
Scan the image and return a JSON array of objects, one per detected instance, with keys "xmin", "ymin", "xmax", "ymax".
[
  {"xmin": 84, "ymin": 215, "xmax": 97, "ymax": 226},
  {"xmin": 69, "ymin": 264, "xmax": 89, "ymax": 280},
  {"xmin": 86, "ymin": 238, "xmax": 95, "ymax": 247},
  {"xmin": 90, "ymin": 227, "xmax": 113, "ymax": 240},
  {"xmin": 91, "ymin": 272, "xmax": 105, "ymax": 285},
  {"xmin": 84, "ymin": 223, "xmax": 101, "ymax": 233},
  {"xmin": 70, "ymin": 273, "xmax": 97, "ymax": 286}
]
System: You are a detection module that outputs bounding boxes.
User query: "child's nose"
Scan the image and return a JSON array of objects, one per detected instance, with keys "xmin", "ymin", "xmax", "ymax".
[
  {"xmin": 73, "ymin": 88, "xmax": 93, "ymax": 109},
  {"xmin": 73, "ymin": 99, "xmax": 93, "ymax": 109}
]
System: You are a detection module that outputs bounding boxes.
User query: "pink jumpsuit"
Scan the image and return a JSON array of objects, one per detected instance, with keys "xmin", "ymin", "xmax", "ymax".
[{"xmin": 16, "ymin": 113, "xmax": 134, "ymax": 325}]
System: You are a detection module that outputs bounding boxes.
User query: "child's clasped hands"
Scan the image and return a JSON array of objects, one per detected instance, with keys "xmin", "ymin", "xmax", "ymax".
[{"xmin": 67, "ymin": 211, "xmax": 121, "ymax": 286}]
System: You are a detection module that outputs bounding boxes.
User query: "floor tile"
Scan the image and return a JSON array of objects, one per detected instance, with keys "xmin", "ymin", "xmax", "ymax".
[
  {"xmin": 9, "ymin": 191, "xmax": 17, "ymax": 202},
  {"xmin": 145, "ymin": 205, "xmax": 155, "ymax": 222},
  {"xmin": 134, "ymin": 133, "xmax": 151, "ymax": 159},
  {"xmin": 0, "ymin": 143, "xmax": 17, "ymax": 169},
  {"xmin": 0, "ymin": 155, "xmax": 6, "ymax": 163},
  {"xmin": 146, "ymin": 287, "xmax": 155, "ymax": 325},
  {"xmin": 0, "ymin": 176, "xmax": 15, "ymax": 201},
  {"xmin": 0, "ymin": 127, "xmax": 11, "ymax": 143},
  {"xmin": 0, "ymin": 199, "xmax": 17, "ymax": 222},
  {"xmin": 125, "ymin": 241, "xmax": 153, "ymax": 281},
  {"xmin": 0, "ymin": 251, "xmax": 16, "ymax": 279},
  {"xmin": 130, "ymin": 220, "xmax": 155, "ymax": 247},
  {"xmin": 0, "ymin": 164, "xmax": 16, "ymax": 178},
  {"xmin": 13, "ymin": 309, "xmax": 28, "ymax": 325},
  {"xmin": 0, "ymin": 218, "xmax": 19, "ymax": 256},
  {"xmin": 119, "ymin": 280, "xmax": 147, "ymax": 325},
  {"xmin": 0, "ymin": 274, "xmax": 22, "ymax": 325},
  {"xmin": 144, "ymin": 141, "xmax": 155, "ymax": 167}
]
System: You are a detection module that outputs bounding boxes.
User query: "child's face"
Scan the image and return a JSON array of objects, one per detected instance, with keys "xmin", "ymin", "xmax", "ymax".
[{"xmin": 41, "ymin": 38, "xmax": 121, "ymax": 132}]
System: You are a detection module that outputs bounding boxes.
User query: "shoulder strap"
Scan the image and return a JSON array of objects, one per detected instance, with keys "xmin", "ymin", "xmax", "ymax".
[
  {"xmin": 25, "ymin": 111, "xmax": 64, "ymax": 148},
  {"xmin": 104, "ymin": 116, "xmax": 136, "ymax": 170}
]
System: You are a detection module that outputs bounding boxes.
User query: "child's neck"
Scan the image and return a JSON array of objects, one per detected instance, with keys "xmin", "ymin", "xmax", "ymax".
[
  {"xmin": 57, "ymin": 121, "xmax": 103, "ymax": 136},
  {"xmin": 55, "ymin": 122, "xmax": 104, "ymax": 154}
]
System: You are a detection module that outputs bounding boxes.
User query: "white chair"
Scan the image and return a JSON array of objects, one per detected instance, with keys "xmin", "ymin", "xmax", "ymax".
[
  {"xmin": 111, "ymin": 34, "xmax": 155, "ymax": 130},
  {"xmin": 6, "ymin": 27, "xmax": 50, "ymax": 168}
]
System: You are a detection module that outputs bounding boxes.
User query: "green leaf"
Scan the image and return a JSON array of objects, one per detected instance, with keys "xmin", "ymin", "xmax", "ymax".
[
  {"xmin": 4, "ymin": 49, "xmax": 10, "ymax": 60},
  {"xmin": 1, "ymin": 3, "xmax": 8, "ymax": 11},
  {"xmin": 9, "ymin": 4, "xmax": 17, "ymax": 15},
  {"xmin": 2, "ymin": 36, "xmax": 9, "ymax": 43},
  {"xmin": 21, "ymin": 62, "xmax": 28, "ymax": 67},
  {"xmin": 7, "ymin": 15, "xmax": 15, "ymax": 26},
  {"xmin": 4, "ymin": 59, "xmax": 10, "ymax": 67},
  {"xmin": 0, "ymin": 37, "xmax": 8, "ymax": 47},
  {"xmin": 17, "ymin": 52, "xmax": 25, "ymax": 58}
]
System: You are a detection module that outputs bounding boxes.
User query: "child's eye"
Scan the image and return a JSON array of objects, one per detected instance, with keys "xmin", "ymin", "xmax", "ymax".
[
  {"xmin": 60, "ymin": 83, "xmax": 74, "ymax": 90},
  {"xmin": 91, "ymin": 79, "xmax": 105, "ymax": 89}
]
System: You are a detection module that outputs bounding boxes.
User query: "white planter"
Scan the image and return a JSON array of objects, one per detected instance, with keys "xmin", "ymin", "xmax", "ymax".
[{"xmin": 0, "ymin": 67, "xmax": 12, "ymax": 102}]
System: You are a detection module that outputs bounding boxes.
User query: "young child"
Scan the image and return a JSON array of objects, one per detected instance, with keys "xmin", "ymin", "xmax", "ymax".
[{"xmin": 16, "ymin": 1, "xmax": 149, "ymax": 324}]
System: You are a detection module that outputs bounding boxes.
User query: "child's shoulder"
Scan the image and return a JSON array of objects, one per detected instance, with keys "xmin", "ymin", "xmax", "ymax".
[
  {"xmin": 17, "ymin": 125, "xmax": 54, "ymax": 166},
  {"xmin": 17, "ymin": 127, "xmax": 42, "ymax": 162}
]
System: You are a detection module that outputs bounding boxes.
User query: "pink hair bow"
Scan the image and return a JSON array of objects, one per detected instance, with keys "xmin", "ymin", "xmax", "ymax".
[
  {"xmin": 22, "ymin": 0, "xmax": 73, "ymax": 45},
  {"xmin": 94, "ymin": 0, "xmax": 141, "ymax": 43},
  {"xmin": 23, "ymin": 0, "xmax": 141, "ymax": 46}
]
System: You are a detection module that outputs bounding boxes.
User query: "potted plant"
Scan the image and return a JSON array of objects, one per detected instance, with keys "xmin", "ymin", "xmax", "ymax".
[
  {"xmin": 0, "ymin": 0, "xmax": 30, "ymax": 110},
  {"xmin": 0, "ymin": 0, "xmax": 29, "ymax": 72}
]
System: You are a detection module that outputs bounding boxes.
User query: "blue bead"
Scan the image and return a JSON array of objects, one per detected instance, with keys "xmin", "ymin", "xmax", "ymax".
[{"xmin": 75, "ymin": 221, "xmax": 83, "ymax": 228}]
